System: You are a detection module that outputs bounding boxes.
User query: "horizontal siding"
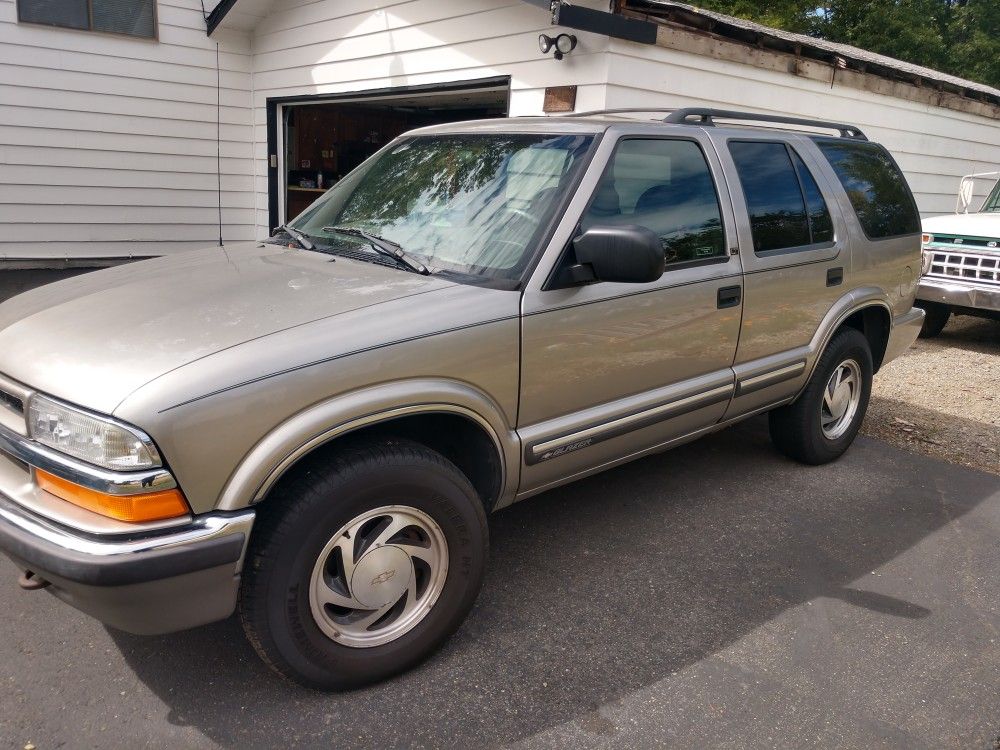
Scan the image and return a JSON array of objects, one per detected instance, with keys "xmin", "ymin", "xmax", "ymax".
[
  {"xmin": 605, "ymin": 42, "xmax": 1000, "ymax": 219},
  {"xmin": 7, "ymin": 0, "xmax": 993, "ymax": 258},
  {"xmin": 0, "ymin": 0, "xmax": 254, "ymax": 260}
]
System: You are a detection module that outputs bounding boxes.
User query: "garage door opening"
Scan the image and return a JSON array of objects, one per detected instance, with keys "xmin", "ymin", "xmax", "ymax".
[{"xmin": 276, "ymin": 82, "xmax": 510, "ymax": 225}]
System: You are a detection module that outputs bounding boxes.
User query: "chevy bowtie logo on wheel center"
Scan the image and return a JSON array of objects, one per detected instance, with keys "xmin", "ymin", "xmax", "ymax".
[{"xmin": 370, "ymin": 569, "xmax": 396, "ymax": 586}]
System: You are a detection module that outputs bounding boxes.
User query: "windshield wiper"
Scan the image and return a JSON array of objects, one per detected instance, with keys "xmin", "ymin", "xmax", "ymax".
[
  {"xmin": 323, "ymin": 225, "xmax": 429, "ymax": 275},
  {"xmin": 273, "ymin": 224, "xmax": 314, "ymax": 251}
]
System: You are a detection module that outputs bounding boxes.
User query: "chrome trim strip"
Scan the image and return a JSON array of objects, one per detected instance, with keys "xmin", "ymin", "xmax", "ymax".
[
  {"xmin": 0, "ymin": 422, "xmax": 177, "ymax": 496},
  {"xmin": 527, "ymin": 383, "xmax": 734, "ymax": 463},
  {"xmin": 736, "ymin": 361, "xmax": 806, "ymax": 396},
  {"xmin": 0, "ymin": 491, "xmax": 253, "ymax": 559}
]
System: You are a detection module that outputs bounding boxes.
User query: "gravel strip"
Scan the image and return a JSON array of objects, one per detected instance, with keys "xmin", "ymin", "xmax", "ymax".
[{"xmin": 862, "ymin": 315, "xmax": 999, "ymax": 475}]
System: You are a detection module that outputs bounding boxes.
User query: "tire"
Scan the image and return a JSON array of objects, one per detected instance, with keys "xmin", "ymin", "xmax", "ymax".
[
  {"xmin": 769, "ymin": 327, "xmax": 873, "ymax": 465},
  {"xmin": 239, "ymin": 438, "xmax": 488, "ymax": 690},
  {"xmin": 916, "ymin": 301, "xmax": 950, "ymax": 338}
]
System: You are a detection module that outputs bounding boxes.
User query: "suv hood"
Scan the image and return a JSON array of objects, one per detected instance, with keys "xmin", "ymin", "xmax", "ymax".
[
  {"xmin": 922, "ymin": 211, "xmax": 1000, "ymax": 238},
  {"xmin": 0, "ymin": 243, "xmax": 453, "ymax": 414}
]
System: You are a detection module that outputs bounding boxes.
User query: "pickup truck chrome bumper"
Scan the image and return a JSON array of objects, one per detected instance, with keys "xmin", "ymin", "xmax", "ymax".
[
  {"xmin": 0, "ymin": 489, "xmax": 254, "ymax": 634},
  {"xmin": 917, "ymin": 277, "xmax": 1000, "ymax": 313}
]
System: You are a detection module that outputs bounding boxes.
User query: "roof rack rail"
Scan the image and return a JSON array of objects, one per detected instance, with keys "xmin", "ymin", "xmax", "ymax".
[
  {"xmin": 554, "ymin": 107, "xmax": 679, "ymax": 118},
  {"xmin": 664, "ymin": 108, "xmax": 867, "ymax": 140}
]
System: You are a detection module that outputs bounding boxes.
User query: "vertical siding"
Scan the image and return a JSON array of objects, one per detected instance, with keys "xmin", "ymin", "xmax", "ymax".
[
  {"xmin": 0, "ymin": 0, "xmax": 255, "ymax": 259},
  {"xmin": 604, "ymin": 41, "xmax": 1000, "ymax": 219},
  {"xmin": 248, "ymin": 0, "xmax": 612, "ymax": 238}
]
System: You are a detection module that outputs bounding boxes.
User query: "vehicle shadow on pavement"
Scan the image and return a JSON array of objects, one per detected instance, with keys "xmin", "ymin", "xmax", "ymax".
[{"xmin": 108, "ymin": 417, "xmax": 998, "ymax": 749}]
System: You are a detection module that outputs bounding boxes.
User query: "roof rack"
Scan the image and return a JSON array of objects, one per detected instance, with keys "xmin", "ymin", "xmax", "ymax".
[
  {"xmin": 555, "ymin": 107, "xmax": 679, "ymax": 118},
  {"xmin": 664, "ymin": 108, "xmax": 867, "ymax": 140}
]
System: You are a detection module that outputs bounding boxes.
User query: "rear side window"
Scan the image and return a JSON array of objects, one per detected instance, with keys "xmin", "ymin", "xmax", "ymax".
[
  {"xmin": 791, "ymin": 151, "xmax": 834, "ymax": 244},
  {"xmin": 582, "ymin": 138, "xmax": 726, "ymax": 266},
  {"xmin": 815, "ymin": 139, "xmax": 920, "ymax": 239},
  {"xmin": 728, "ymin": 141, "xmax": 834, "ymax": 254}
]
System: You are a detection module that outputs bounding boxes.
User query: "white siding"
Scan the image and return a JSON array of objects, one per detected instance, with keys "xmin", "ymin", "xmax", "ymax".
[
  {"xmin": 0, "ymin": 0, "xmax": 255, "ymax": 259},
  {"xmin": 247, "ymin": 0, "xmax": 613, "ymax": 238},
  {"xmin": 4, "ymin": 0, "xmax": 996, "ymax": 260},
  {"xmin": 604, "ymin": 40, "xmax": 1000, "ymax": 219}
]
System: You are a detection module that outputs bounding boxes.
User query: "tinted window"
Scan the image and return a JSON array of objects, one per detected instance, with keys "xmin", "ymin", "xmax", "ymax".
[
  {"xmin": 729, "ymin": 141, "xmax": 810, "ymax": 253},
  {"xmin": 582, "ymin": 139, "xmax": 726, "ymax": 266},
  {"xmin": 815, "ymin": 139, "xmax": 920, "ymax": 238},
  {"xmin": 791, "ymin": 150, "xmax": 834, "ymax": 244},
  {"xmin": 17, "ymin": 0, "xmax": 156, "ymax": 38}
]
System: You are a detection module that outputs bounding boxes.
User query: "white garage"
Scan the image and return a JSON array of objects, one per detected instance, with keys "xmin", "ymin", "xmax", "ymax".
[{"xmin": 0, "ymin": 0, "xmax": 997, "ymax": 272}]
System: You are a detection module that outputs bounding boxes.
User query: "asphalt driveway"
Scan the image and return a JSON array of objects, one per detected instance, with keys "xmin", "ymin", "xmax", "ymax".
[{"xmin": 1, "ymin": 418, "xmax": 998, "ymax": 749}]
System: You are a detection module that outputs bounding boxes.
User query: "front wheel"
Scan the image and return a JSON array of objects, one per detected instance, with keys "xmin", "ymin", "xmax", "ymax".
[
  {"xmin": 769, "ymin": 327, "xmax": 873, "ymax": 465},
  {"xmin": 239, "ymin": 439, "xmax": 488, "ymax": 690}
]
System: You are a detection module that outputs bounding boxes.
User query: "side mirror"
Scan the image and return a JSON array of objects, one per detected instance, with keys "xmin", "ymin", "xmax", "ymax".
[{"xmin": 570, "ymin": 225, "xmax": 665, "ymax": 284}]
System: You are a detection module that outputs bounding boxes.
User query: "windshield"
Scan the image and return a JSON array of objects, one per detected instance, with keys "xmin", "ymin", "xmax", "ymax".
[
  {"xmin": 289, "ymin": 133, "xmax": 595, "ymax": 280},
  {"xmin": 981, "ymin": 178, "xmax": 1000, "ymax": 213}
]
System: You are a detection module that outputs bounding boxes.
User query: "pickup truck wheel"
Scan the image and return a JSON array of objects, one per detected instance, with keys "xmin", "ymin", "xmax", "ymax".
[
  {"xmin": 768, "ymin": 327, "xmax": 873, "ymax": 465},
  {"xmin": 916, "ymin": 301, "xmax": 950, "ymax": 338},
  {"xmin": 239, "ymin": 439, "xmax": 488, "ymax": 690}
]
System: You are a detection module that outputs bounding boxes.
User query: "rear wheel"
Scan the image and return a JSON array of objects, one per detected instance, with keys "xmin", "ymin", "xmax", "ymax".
[
  {"xmin": 916, "ymin": 301, "xmax": 950, "ymax": 338},
  {"xmin": 769, "ymin": 327, "xmax": 873, "ymax": 465},
  {"xmin": 239, "ymin": 439, "xmax": 488, "ymax": 690}
]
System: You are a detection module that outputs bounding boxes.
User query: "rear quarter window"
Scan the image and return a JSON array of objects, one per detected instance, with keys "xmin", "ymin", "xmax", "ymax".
[{"xmin": 814, "ymin": 139, "xmax": 920, "ymax": 239}]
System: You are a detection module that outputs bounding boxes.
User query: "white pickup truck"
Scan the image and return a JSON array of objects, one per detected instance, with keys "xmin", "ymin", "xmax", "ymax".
[
  {"xmin": 917, "ymin": 172, "xmax": 1000, "ymax": 337},
  {"xmin": 916, "ymin": 172, "xmax": 1000, "ymax": 338}
]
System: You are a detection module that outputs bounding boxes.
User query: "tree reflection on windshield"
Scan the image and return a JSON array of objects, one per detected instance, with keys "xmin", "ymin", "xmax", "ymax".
[{"xmin": 295, "ymin": 134, "xmax": 594, "ymax": 278}]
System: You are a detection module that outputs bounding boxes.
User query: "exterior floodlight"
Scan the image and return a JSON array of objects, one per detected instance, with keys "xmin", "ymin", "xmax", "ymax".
[
  {"xmin": 555, "ymin": 34, "xmax": 577, "ymax": 57},
  {"xmin": 539, "ymin": 33, "xmax": 577, "ymax": 60}
]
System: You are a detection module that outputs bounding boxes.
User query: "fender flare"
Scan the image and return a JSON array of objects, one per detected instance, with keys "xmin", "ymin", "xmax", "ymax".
[
  {"xmin": 214, "ymin": 379, "xmax": 519, "ymax": 512},
  {"xmin": 795, "ymin": 286, "xmax": 892, "ymax": 399}
]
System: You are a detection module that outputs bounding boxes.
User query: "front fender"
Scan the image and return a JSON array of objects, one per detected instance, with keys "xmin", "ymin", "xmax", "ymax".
[{"xmin": 214, "ymin": 378, "xmax": 520, "ymax": 512}]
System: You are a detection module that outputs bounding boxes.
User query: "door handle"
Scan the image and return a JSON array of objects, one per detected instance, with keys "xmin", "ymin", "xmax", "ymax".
[
  {"xmin": 717, "ymin": 285, "xmax": 741, "ymax": 309},
  {"xmin": 827, "ymin": 267, "xmax": 844, "ymax": 287}
]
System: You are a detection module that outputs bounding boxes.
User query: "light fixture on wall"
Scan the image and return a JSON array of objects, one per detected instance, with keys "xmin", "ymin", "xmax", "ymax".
[{"xmin": 538, "ymin": 33, "xmax": 577, "ymax": 61}]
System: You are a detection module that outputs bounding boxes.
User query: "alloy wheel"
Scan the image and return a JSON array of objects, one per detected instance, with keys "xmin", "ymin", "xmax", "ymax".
[
  {"xmin": 308, "ymin": 505, "xmax": 449, "ymax": 648},
  {"xmin": 820, "ymin": 358, "xmax": 863, "ymax": 440}
]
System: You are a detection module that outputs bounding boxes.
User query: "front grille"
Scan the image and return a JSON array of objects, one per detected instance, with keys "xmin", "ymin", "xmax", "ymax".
[
  {"xmin": 0, "ymin": 388, "xmax": 23, "ymax": 418},
  {"xmin": 927, "ymin": 251, "xmax": 1000, "ymax": 286}
]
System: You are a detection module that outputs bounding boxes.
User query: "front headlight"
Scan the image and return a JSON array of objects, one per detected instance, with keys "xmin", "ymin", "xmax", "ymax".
[{"xmin": 28, "ymin": 395, "xmax": 162, "ymax": 471}]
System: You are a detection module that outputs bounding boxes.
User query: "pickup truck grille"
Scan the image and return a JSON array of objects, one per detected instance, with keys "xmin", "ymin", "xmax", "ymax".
[{"xmin": 927, "ymin": 251, "xmax": 1000, "ymax": 286}]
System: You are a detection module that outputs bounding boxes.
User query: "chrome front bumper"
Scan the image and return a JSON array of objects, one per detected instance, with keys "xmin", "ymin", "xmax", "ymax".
[
  {"xmin": 0, "ymin": 490, "xmax": 254, "ymax": 634},
  {"xmin": 917, "ymin": 277, "xmax": 1000, "ymax": 313}
]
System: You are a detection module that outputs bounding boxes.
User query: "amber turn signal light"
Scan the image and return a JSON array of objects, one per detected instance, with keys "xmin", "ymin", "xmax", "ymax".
[{"xmin": 35, "ymin": 469, "xmax": 190, "ymax": 523}]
